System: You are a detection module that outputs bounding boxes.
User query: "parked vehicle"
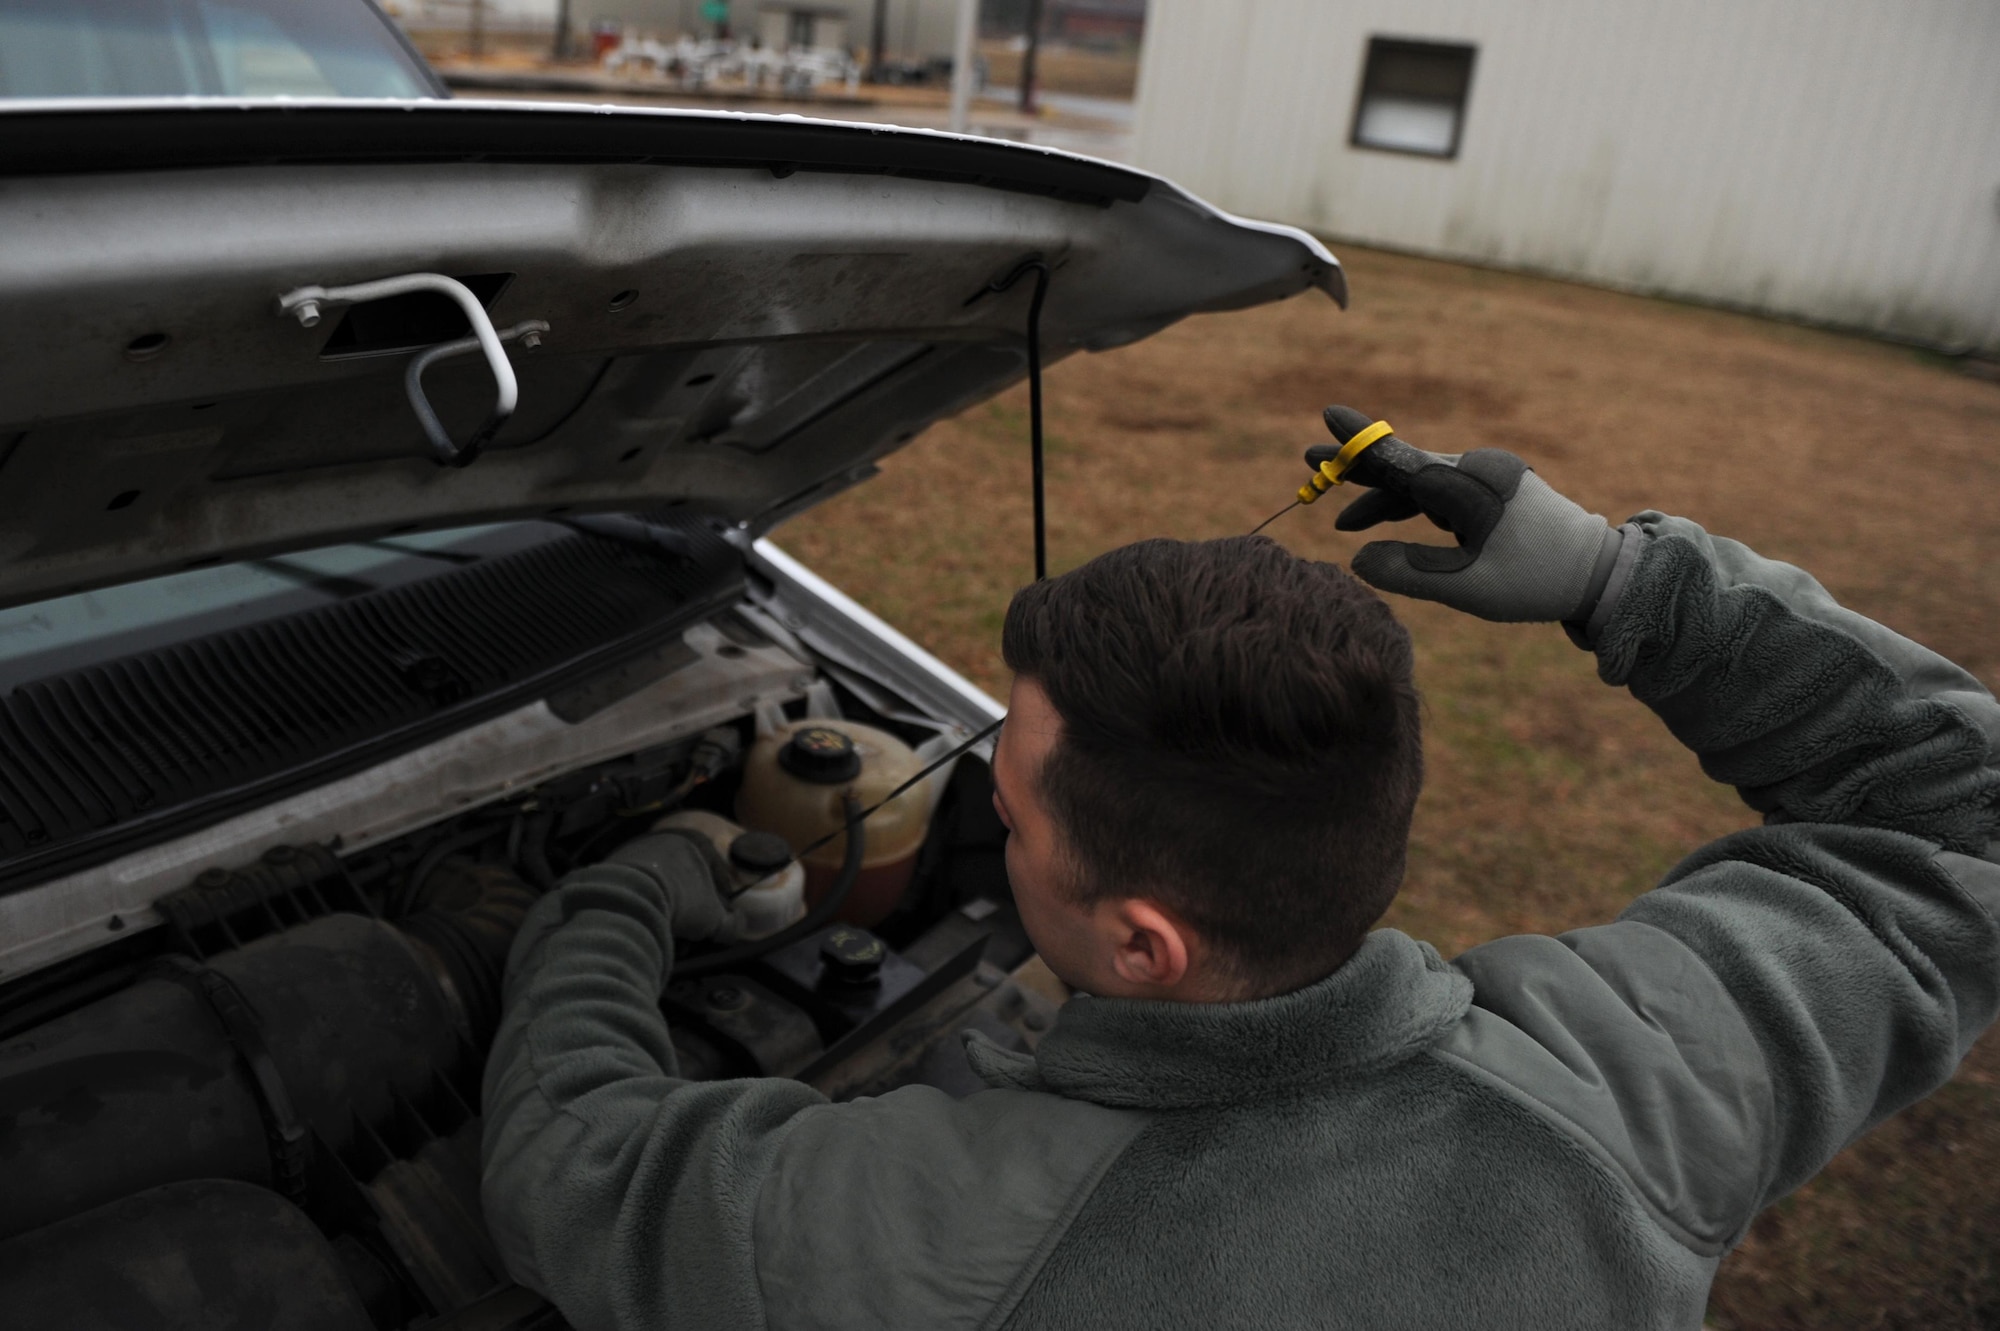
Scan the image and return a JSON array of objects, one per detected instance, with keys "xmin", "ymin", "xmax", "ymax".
[
  {"xmin": 0, "ymin": 0, "xmax": 442, "ymax": 99},
  {"xmin": 0, "ymin": 5, "xmax": 1344, "ymax": 1324}
]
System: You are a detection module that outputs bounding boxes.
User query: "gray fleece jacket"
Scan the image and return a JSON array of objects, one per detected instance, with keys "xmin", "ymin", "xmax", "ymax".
[{"xmin": 482, "ymin": 514, "xmax": 2000, "ymax": 1330}]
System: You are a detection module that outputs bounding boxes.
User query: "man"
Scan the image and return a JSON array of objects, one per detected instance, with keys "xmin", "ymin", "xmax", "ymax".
[{"xmin": 481, "ymin": 443, "xmax": 2000, "ymax": 1329}]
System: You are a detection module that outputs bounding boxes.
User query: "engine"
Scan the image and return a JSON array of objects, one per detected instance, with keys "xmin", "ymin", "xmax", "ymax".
[{"xmin": 0, "ymin": 676, "xmax": 1048, "ymax": 1329}]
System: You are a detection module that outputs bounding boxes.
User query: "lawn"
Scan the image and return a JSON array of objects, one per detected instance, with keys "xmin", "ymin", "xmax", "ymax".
[{"xmin": 777, "ymin": 244, "xmax": 2000, "ymax": 1328}]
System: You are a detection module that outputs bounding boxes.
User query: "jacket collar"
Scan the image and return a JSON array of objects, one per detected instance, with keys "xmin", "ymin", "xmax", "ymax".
[{"xmin": 966, "ymin": 929, "xmax": 1472, "ymax": 1110}]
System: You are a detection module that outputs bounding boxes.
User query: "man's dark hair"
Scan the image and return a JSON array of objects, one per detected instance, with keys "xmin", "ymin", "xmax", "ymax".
[{"xmin": 1001, "ymin": 536, "xmax": 1422, "ymax": 993}]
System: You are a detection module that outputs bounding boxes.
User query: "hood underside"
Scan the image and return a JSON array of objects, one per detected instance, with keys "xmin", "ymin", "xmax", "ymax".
[{"xmin": 0, "ymin": 98, "xmax": 1343, "ymax": 612}]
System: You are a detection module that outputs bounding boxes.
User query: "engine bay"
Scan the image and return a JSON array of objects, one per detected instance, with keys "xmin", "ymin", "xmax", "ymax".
[
  {"xmin": 0, "ymin": 86, "xmax": 1350, "ymax": 1330},
  {"xmin": 0, "ymin": 537, "xmax": 1046, "ymax": 1330}
]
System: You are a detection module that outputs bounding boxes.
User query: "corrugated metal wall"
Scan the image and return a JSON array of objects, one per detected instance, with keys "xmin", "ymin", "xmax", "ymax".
[{"xmin": 1133, "ymin": 0, "xmax": 2000, "ymax": 352}]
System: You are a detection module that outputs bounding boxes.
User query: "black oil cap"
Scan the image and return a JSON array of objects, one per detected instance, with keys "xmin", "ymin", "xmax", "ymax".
[
  {"xmin": 728, "ymin": 831, "xmax": 793, "ymax": 874},
  {"xmin": 779, "ymin": 726, "xmax": 862, "ymax": 784},
  {"xmin": 819, "ymin": 926, "xmax": 886, "ymax": 986}
]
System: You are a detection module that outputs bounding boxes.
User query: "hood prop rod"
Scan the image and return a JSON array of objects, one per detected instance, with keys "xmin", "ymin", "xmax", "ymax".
[
  {"xmin": 276, "ymin": 273, "xmax": 546, "ymax": 469},
  {"xmin": 976, "ymin": 258, "xmax": 1051, "ymax": 582}
]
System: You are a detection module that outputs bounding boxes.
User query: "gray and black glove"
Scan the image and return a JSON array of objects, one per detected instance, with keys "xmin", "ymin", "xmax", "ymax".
[
  {"xmin": 604, "ymin": 830, "xmax": 747, "ymax": 942},
  {"xmin": 1335, "ymin": 446, "xmax": 1640, "ymax": 637}
]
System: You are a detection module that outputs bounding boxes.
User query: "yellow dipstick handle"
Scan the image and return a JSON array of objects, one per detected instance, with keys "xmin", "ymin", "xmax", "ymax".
[{"xmin": 1296, "ymin": 420, "xmax": 1394, "ymax": 504}]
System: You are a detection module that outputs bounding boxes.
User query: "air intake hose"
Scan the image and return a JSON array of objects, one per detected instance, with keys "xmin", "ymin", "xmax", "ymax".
[
  {"xmin": 398, "ymin": 860, "xmax": 539, "ymax": 1047},
  {"xmin": 0, "ymin": 914, "xmax": 458, "ymax": 1242}
]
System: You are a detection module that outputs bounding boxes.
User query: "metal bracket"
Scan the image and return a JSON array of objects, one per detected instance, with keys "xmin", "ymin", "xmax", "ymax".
[
  {"xmin": 150, "ymin": 955, "xmax": 313, "ymax": 1207},
  {"xmin": 276, "ymin": 273, "xmax": 549, "ymax": 469}
]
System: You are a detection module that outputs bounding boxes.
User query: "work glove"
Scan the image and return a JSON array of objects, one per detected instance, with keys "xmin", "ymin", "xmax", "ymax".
[
  {"xmin": 1336, "ymin": 447, "xmax": 1632, "ymax": 629},
  {"xmin": 604, "ymin": 830, "xmax": 747, "ymax": 942}
]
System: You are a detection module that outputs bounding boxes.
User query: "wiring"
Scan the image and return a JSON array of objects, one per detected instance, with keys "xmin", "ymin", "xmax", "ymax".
[
  {"xmin": 517, "ymin": 808, "xmax": 557, "ymax": 894},
  {"xmin": 393, "ymin": 821, "xmax": 502, "ymax": 916}
]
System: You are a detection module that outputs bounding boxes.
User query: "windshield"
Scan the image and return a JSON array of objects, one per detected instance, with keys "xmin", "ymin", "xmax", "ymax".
[{"xmin": 0, "ymin": 0, "xmax": 440, "ymax": 99}]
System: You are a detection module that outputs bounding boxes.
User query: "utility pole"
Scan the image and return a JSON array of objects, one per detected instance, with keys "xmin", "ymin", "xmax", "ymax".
[
  {"xmin": 551, "ymin": 0, "xmax": 572, "ymax": 59},
  {"xmin": 469, "ymin": 0, "xmax": 485, "ymax": 59},
  {"xmin": 948, "ymin": 0, "xmax": 978, "ymax": 133},
  {"xmin": 1016, "ymin": 0, "xmax": 1043, "ymax": 114},
  {"xmin": 870, "ymin": 0, "xmax": 889, "ymax": 77}
]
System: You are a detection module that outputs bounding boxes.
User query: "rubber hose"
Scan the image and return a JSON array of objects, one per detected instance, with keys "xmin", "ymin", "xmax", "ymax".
[
  {"xmin": 395, "ymin": 823, "xmax": 497, "ymax": 917},
  {"xmin": 676, "ymin": 793, "xmax": 865, "ymax": 977},
  {"xmin": 517, "ymin": 809, "xmax": 557, "ymax": 895}
]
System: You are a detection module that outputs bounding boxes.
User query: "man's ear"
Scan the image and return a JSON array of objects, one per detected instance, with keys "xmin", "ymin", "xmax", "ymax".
[{"xmin": 1103, "ymin": 899, "xmax": 1193, "ymax": 991}]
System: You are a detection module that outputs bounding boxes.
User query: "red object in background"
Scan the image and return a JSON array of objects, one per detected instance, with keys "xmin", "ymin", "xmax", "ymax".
[
  {"xmin": 1049, "ymin": 0, "xmax": 1145, "ymax": 44},
  {"xmin": 590, "ymin": 23, "xmax": 620, "ymax": 59}
]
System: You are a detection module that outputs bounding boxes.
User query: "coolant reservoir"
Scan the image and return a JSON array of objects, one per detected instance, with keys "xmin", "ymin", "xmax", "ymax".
[
  {"xmin": 735, "ymin": 720, "xmax": 931, "ymax": 927},
  {"xmin": 652, "ymin": 810, "xmax": 807, "ymax": 940}
]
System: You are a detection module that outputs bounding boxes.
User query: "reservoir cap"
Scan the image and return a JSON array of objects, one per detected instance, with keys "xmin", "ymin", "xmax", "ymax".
[
  {"xmin": 779, "ymin": 726, "xmax": 862, "ymax": 784},
  {"xmin": 819, "ymin": 926, "xmax": 887, "ymax": 985},
  {"xmin": 728, "ymin": 830, "xmax": 794, "ymax": 873}
]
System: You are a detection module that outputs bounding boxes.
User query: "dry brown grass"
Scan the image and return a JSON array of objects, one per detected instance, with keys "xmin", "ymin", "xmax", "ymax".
[
  {"xmin": 979, "ymin": 41, "xmax": 1140, "ymax": 100},
  {"xmin": 778, "ymin": 244, "xmax": 2000, "ymax": 1325}
]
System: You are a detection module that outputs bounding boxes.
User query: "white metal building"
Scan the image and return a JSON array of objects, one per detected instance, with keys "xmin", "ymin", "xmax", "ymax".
[{"xmin": 1132, "ymin": 0, "xmax": 2000, "ymax": 353}]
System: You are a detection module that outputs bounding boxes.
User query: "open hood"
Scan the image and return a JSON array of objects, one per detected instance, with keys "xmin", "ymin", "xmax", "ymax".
[{"xmin": 0, "ymin": 98, "xmax": 1342, "ymax": 612}]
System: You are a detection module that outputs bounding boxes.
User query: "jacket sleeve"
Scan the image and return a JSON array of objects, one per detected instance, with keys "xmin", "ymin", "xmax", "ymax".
[
  {"xmin": 478, "ymin": 844, "xmax": 1145, "ymax": 1331},
  {"xmin": 1438, "ymin": 514, "xmax": 2000, "ymax": 1253},
  {"xmin": 478, "ymin": 848, "xmax": 825, "ymax": 1331}
]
